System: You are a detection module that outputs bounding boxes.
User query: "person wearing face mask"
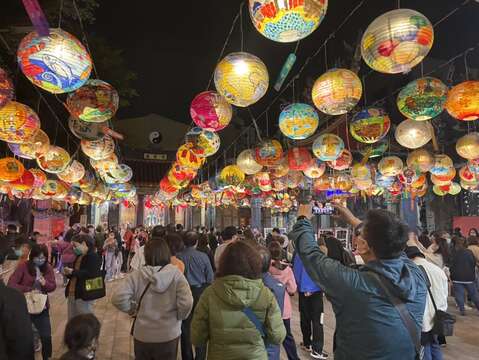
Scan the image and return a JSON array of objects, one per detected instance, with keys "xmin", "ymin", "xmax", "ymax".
[
  {"xmin": 64, "ymin": 235, "xmax": 102, "ymax": 320},
  {"xmin": 8, "ymin": 244, "xmax": 56, "ymax": 360},
  {"xmin": 60, "ymin": 314, "xmax": 101, "ymax": 360}
]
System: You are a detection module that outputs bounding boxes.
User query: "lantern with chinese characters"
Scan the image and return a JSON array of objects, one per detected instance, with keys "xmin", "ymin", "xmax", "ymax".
[
  {"xmin": 255, "ymin": 171, "xmax": 272, "ymax": 192},
  {"xmin": 176, "ymin": 144, "xmax": 205, "ymax": 170},
  {"xmin": 58, "ymin": 160, "xmax": 85, "ymax": 183},
  {"xmin": 17, "ymin": 28, "xmax": 92, "ymax": 93},
  {"xmin": 0, "ymin": 101, "xmax": 40, "ymax": 144},
  {"xmin": 248, "ymin": 0, "xmax": 328, "ymax": 43},
  {"xmin": 285, "ymin": 171, "xmax": 303, "ymax": 188},
  {"xmin": 288, "ymin": 147, "xmax": 312, "ymax": 171},
  {"xmin": 68, "ymin": 116, "xmax": 104, "ymax": 140},
  {"xmin": 312, "ymin": 133, "xmax": 344, "ymax": 161},
  {"xmin": 66, "ymin": 79, "xmax": 119, "ymax": 122},
  {"xmin": 445, "ymin": 81, "xmax": 479, "ymax": 121},
  {"xmin": 236, "ymin": 149, "xmax": 262, "ymax": 175},
  {"xmin": 327, "ymin": 149, "xmax": 352, "ymax": 170},
  {"xmin": 361, "ymin": 9, "xmax": 434, "ymax": 74},
  {"xmin": 350, "ymin": 108, "xmax": 390, "ymax": 144},
  {"xmin": 378, "ymin": 156, "xmax": 404, "ymax": 177},
  {"xmin": 190, "ymin": 91, "xmax": 233, "ymax": 131},
  {"xmin": 359, "ymin": 139, "xmax": 389, "ymax": 159},
  {"xmin": 314, "ymin": 176, "xmax": 331, "ymax": 192},
  {"xmin": 214, "ymin": 52, "xmax": 269, "ymax": 107},
  {"xmin": 397, "ymin": 77, "xmax": 448, "ymax": 121},
  {"xmin": 0, "ymin": 68, "xmax": 13, "ymax": 108},
  {"xmin": 303, "ymin": 159, "xmax": 326, "ymax": 179},
  {"xmin": 279, "ymin": 103, "xmax": 319, "ymax": 140},
  {"xmin": 220, "ymin": 165, "xmax": 245, "ymax": 187},
  {"xmin": 407, "ymin": 148, "xmax": 434, "ymax": 172},
  {"xmin": 430, "ymin": 154, "xmax": 453, "ymax": 176},
  {"xmin": 81, "ymin": 136, "xmax": 115, "ymax": 160},
  {"xmin": 456, "ymin": 132, "xmax": 479, "ymax": 160},
  {"xmin": 255, "ymin": 139, "xmax": 283, "ymax": 166},
  {"xmin": 395, "ymin": 119, "xmax": 433, "ymax": 149},
  {"xmin": 0, "ymin": 157, "xmax": 24, "ymax": 181},
  {"xmin": 185, "ymin": 127, "xmax": 220, "ymax": 157},
  {"xmin": 312, "ymin": 68, "xmax": 362, "ymax": 115},
  {"xmin": 36, "ymin": 146, "xmax": 70, "ymax": 174},
  {"xmin": 30, "ymin": 168, "xmax": 46, "ymax": 187}
]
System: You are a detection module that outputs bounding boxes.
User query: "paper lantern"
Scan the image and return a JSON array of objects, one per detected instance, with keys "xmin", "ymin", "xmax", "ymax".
[
  {"xmin": 361, "ymin": 9, "xmax": 433, "ymax": 74},
  {"xmin": 449, "ymin": 182, "xmax": 462, "ymax": 195},
  {"xmin": 278, "ymin": 103, "xmax": 319, "ymax": 140},
  {"xmin": 255, "ymin": 139, "xmax": 283, "ymax": 166},
  {"xmin": 397, "ymin": 167, "xmax": 419, "ymax": 186},
  {"xmin": 406, "ymin": 148, "xmax": 433, "ymax": 173},
  {"xmin": 176, "ymin": 144, "xmax": 205, "ymax": 170},
  {"xmin": 312, "ymin": 133, "xmax": 344, "ymax": 161},
  {"xmin": 66, "ymin": 79, "xmax": 119, "ymax": 122},
  {"xmin": 272, "ymin": 177, "xmax": 288, "ymax": 191},
  {"xmin": 395, "ymin": 119, "xmax": 432, "ymax": 149},
  {"xmin": 190, "ymin": 91, "xmax": 233, "ymax": 131},
  {"xmin": 332, "ymin": 174, "xmax": 353, "ymax": 192},
  {"xmin": 288, "ymin": 147, "xmax": 312, "ymax": 171},
  {"xmin": 456, "ymin": 132, "xmax": 479, "ymax": 160},
  {"xmin": 0, "ymin": 101, "xmax": 41, "ymax": 144},
  {"xmin": 248, "ymin": 0, "xmax": 327, "ymax": 42},
  {"xmin": 312, "ymin": 68, "xmax": 362, "ymax": 115},
  {"xmin": 432, "ymin": 166, "xmax": 456, "ymax": 183},
  {"xmin": 36, "ymin": 146, "xmax": 70, "ymax": 173},
  {"xmin": 327, "ymin": 149, "xmax": 352, "ymax": 170},
  {"xmin": 376, "ymin": 173, "xmax": 395, "ymax": 188},
  {"xmin": 303, "ymin": 159, "xmax": 326, "ymax": 179},
  {"xmin": 359, "ymin": 139, "xmax": 388, "ymax": 158},
  {"xmin": 378, "ymin": 156, "xmax": 404, "ymax": 177},
  {"xmin": 90, "ymin": 153, "xmax": 118, "ymax": 173},
  {"xmin": 430, "ymin": 154, "xmax": 453, "ymax": 176},
  {"xmin": 411, "ymin": 174, "xmax": 427, "ymax": 189},
  {"xmin": 350, "ymin": 108, "xmax": 390, "ymax": 144},
  {"xmin": 17, "ymin": 28, "xmax": 92, "ymax": 93},
  {"xmin": 214, "ymin": 52, "xmax": 269, "ymax": 107},
  {"xmin": 185, "ymin": 127, "xmax": 220, "ymax": 157},
  {"xmin": 459, "ymin": 166, "xmax": 476, "ymax": 182},
  {"xmin": 168, "ymin": 163, "xmax": 196, "ymax": 188},
  {"xmin": 78, "ymin": 171, "xmax": 96, "ymax": 192},
  {"xmin": 58, "ymin": 160, "xmax": 85, "ymax": 183},
  {"xmin": 68, "ymin": 116, "xmax": 105, "ymax": 140},
  {"xmin": 0, "ymin": 157, "xmax": 24, "ymax": 181},
  {"xmin": 40, "ymin": 180, "xmax": 61, "ymax": 197},
  {"xmin": 78, "ymin": 192, "xmax": 92, "ymax": 205},
  {"xmin": 220, "ymin": 165, "xmax": 245, "ymax": 187},
  {"xmin": 468, "ymin": 159, "xmax": 479, "ymax": 175},
  {"xmin": 255, "ymin": 172, "xmax": 272, "ymax": 192},
  {"xmin": 30, "ymin": 168, "xmax": 46, "ymax": 187},
  {"xmin": 81, "ymin": 136, "xmax": 115, "ymax": 160},
  {"xmin": 314, "ymin": 176, "xmax": 331, "ymax": 192},
  {"xmin": 270, "ymin": 157, "xmax": 289, "ymax": 178},
  {"xmin": 285, "ymin": 171, "xmax": 303, "ymax": 188},
  {"xmin": 397, "ymin": 77, "xmax": 448, "ymax": 121},
  {"xmin": 236, "ymin": 149, "xmax": 263, "ymax": 175},
  {"xmin": 8, "ymin": 128, "xmax": 50, "ymax": 160},
  {"xmin": 433, "ymin": 185, "xmax": 448, "ymax": 197},
  {"xmin": 445, "ymin": 81, "xmax": 479, "ymax": 121},
  {"xmin": 351, "ymin": 163, "xmax": 371, "ymax": 180},
  {"xmin": 460, "ymin": 179, "xmax": 479, "ymax": 191},
  {"xmin": 0, "ymin": 68, "xmax": 14, "ymax": 108}
]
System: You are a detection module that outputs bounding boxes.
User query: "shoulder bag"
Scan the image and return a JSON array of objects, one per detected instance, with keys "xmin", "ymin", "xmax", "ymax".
[
  {"xmin": 82, "ymin": 255, "xmax": 106, "ymax": 301},
  {"xmin": 25, "ymin": 290, "xmax": 48, "ymax": 314}
]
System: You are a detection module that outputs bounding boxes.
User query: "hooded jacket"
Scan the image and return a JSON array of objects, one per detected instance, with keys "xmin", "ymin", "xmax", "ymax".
[
  {"xmin": 112, "ymin": 264, "xmax": 193, "ymax": 343},
  {"xmin": 191, "ymin": 275, "xmax": 286, "ymax": 360},
  {"xmin": 289, "ymin": 219, "xmax": 427, "ymax": 360}
]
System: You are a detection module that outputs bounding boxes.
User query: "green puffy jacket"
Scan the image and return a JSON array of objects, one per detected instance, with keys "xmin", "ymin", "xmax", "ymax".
[{"xmin": 191, "ymin": 275, "xmax": 286, "ymax": 360}]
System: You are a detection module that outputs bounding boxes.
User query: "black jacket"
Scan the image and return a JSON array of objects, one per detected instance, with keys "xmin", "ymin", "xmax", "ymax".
[
  {"xmin": 65, "ymin": 250, "xmax": 102, "ymax": 300},
  {"xmin": 0, "ymin": 281, "xmax": 34, "ymax": 359},
  {"xmin": 450, "ymin": 248, "xmax": 477, "ymax": 282}
]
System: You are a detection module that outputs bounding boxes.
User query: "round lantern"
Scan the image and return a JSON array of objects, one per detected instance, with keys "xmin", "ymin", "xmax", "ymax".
[
  {"xmin": 36, "ymin": 146, "xmax": 70, "ymax": 174},
  {"xmin": 279, "ymin": 103, "xmax": 319, "ymax": 140},
  {"xmin": 214, "ymin": 52, "xmax": 269, "ymax": 107},
  {"xmin": 168, "ymin": 163, "xmax": 196, "ymax": 188},
  {"xmin": 78, "ymin": 192, "xmax": 92, "ymax": 205},
  {"xmin": 270, "ymin": 157, "xmax": 289, "ymax": 178},
  {"xmin": 255, "ymin": 139, "xmax": 283, "ymax": 166},
  {"xmin": 176, "ymin": 144, "xmax": 205, "ymax": 170},
  {"xmin": 0, "ymin": 157, "xmax": 24, "ymax": 181},
  {"xmin": 351, "ymin": 163, "xmax": 371, "ymax": 180},
  {"xmin": 160, "ymin": 176, "xmax": 180, "ymax": 193},
  {"xmin": 236, "ymin": 149, "xmax": 263, "ymax": 175},
  {"xmin": 220, "ymin": 165, "xmax": 245, "ymax": 187},
  {"xmin": 468, "ymin": 159, "xmax": 479, "ymax": 175},
  {"xmin": 303, "ymin": 160, "xmax": 326, "ymax": 179},
  {"xmin": 66, "ymin": 79, "xmax": 119, "ymax": 122},
  {"xmin": 8, "ymin": 143, "xmax": 34, "ymax": 160},
  {"xmin": 30, "ymin": 168, "xmax": 47, "ymax": 187},
  {"xmin": 314, "ymin": 176, "xmax": 331, "ymax": 192},
  {"xmin": 359, "ymin": 139, "xmax": 388, "ymax": 158},
  {"xmin": 185, "ymin": 127, "xmax": 220, "ymax": 157},
  {"xmin": 445, "ymin": 81, "xmax": 479, "ymax": 121},
  {"xmin": 407, "ymin": 148, "xmax": 434, "ymax": 172},
  {"xmin": 79, "ymin": 171, "xmax": 97, "ymax": 192},
  {"xmin": 81, "ymin": 136, "xmax": 115, "ymax": 160},
  {"xmin": 248, "ymin": 0, "xmax": 328, "ymax": 43},
  {"xmin": 0, "ymin": 101, "xmax": 40, "ymax": 144},
  {"xmin": 40, "ymin": 180, "xmax": 63, "ymax": 197},
  {"xmin": 312, "ymin": 68, "xmax": 362, "ymax": 115},
  {"xmin": 312, "ymin": 133, "xmax": 344, "ymax": 161},
  {"xmin": 449, "ymin": 182, "xmax": 462, "ymax": 195},
  {"xmin": 459, "ymin": 166, "xmax": 476, "ymax": 182},
  {"xmin": 285, "ymin": 171, "xmax": 303, "ymax": 189},
  {"xmin": 398, "ymin": 167, "xmax": 419, "ymax": 186},
  {"xmin": 350, "ymin": 108, "xmax": 390, "ymax": 144},
  {"xmin": 395, "ymin": 119, "xmax": 433, "ymax": 149},
  {"xmin": 361, "ymin": 9, "xmax": 434, "ymax": 74},
  {"xmin": 397, "ymin": 77, "xmax": 448, "ymax": 121},
  {"xmin": 58, "ymin": 160, "xmax": 85, "ymax": 183},
  {"xmin": 430, "ymin": 154, "xmax": 453, "ymax": 176},
  {"xmin": 433, "ymin": 185, "xmax": 448, "ymax": 197},
  {"xmin": 327, "ymin": 149, "xmax": 352, "ymax": 170},
  {"xmin": 456, "ymin": 132, "xmax": 479, "ymax": 160},
  {"xmin": 90, "ymin": 153, "xmax": 118, "ymax": 173},
  {"xmin": 68, "ymin": 116, "xmax": 104, "ymax": 140},
  {"xmin": 376, "ymin": 173, "xmax": 395, "ymax": 188},
  {"xmin": 461, "ymin": 179, "xmax": 479, "ymax": 191},
  {"xmin": 190, "ymin": 91, "xmax": 233, "ymax": 131},
  {"xmin": 17, "ymin": 28, "xmax": 92, "ymax": 93},
  {"xmin": 255, "ymin": 172, "xmax": 272, "ymax": 192},
  {"xmin": 0, "ymin": 67, "xmax": 13, "ymax": 108},
  {"xmin": 332, "ymin": 174, "xmax": 353, "ymax": 192},
  {"xmin": 288, "ymin": 147, "xmax": 312, "ymax": 171},
  {"xmin": 378, "ymin": 156, "xmax": 404, "ymax": 177},
  {"xmin": 8, "ymin": 129, "xmax": 50, "ymax": 160}
]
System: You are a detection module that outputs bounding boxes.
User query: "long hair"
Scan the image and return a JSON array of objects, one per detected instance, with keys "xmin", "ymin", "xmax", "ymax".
[
  {"xmin": 434, "ymin": 237, "xmax": 450, "ymax": 265},
  {"xmin": 27, "ymin": 244, "xmax": 49, "ymax": 276},
  {"xmin": 268, "ymin": 241, "xmax": 286, "ymax": 270}
]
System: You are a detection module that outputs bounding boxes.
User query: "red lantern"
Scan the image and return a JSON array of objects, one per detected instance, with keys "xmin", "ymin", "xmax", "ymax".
[
  {"xmin": 9, "ymin": 169, "xmax": 34, "ymax": 191},
  {"xmin": 287, "ymin": 147, "xmax": 312, "ymax": 171},
  {"xmin": 160, "ymin": 177, "xmax": 179, "ymax": 193}
]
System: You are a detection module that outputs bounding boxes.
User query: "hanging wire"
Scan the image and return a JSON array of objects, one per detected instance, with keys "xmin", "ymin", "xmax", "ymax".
[
  {"xmin": 58, "ymin": 0, "xmax": 64, "ymax": 28},
  {"xmin": 72, "ymin": 0, "xmax": 98, "ymax": 78},
  {"xmin": 420, "ymin": 61, "xmax": 424, "ymax": 77},
  {"xmin": 464, "ymin": 48, "xmax": 473, "ymax": 80},
  {"xmin": 433, "ymin": 0, "xmax": 471, "ymax": 27},
  {"xmin": 239, "ymin": 1, "xmax": 244, "ymax": 52},
  {"xmin": 265, "ymin": 111, "xmax": 269, "ymax": 138},
  {"xmin": 324, "ymin": 40, "xmax": 328, "ymax": 71}
]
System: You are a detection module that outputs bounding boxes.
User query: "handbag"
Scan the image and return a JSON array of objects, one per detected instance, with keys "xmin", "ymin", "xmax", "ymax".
[
  {"xmin": 25, "ymin": 291, "xmax": 48, "ymax": 315},
  {"xmin": 81, "ymin": 256, "xmax": 106, "ymax": 301},
  {"xmin": 418, "ymin": 266, "xmax": 456, "ymax": 337}
]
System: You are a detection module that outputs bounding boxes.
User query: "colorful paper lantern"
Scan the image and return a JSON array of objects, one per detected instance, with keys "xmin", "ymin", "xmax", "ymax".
[
  {"xmin": 236, "ymin": 149, "xmax": 263, "ymax": 175},
  {"xmin": 285, "ymin": 171, "xmax": 303, "ymax": 189},
  {"xmin": 270, "ymin": 157, "xmax": 289, "ymax": 178},
  {"xmin": 8, "ymin": 128, "xmax": 50, "ymax": 160},
  {"xmin": 17, "ymin": 28, "xmax": 92, "ymax": 93},
  {"xmin": 395, "ymin": 119, "xmax": 433, "ymax": 149},
  {"xmin": 397, "ymin": 167, "xmax": 419, "ymax": 186},
  {"xmin": 0, "ymin": 101, "xmax": 40, "ymax": 144},
  {"xmin": 81, "ymin": 136, "xmax": 115, "ymax": 160},
  {"xmin": 10, "ymin": 169, "xmax": 34, "ymax": 192},
  {"xmin": 30, "ymin": 168, "xmax": 46, "ymax": 187},
  {"xmin": 68, "ymin": 116, "xmax": 105, "ymax": 140},
  {"xmin": 375, "ymin": 173, "xmax": 395, "ymax": 188},
  {"xmin": 190, "ymin": 91, "xmax": 233, "ymax": 131},
  {"xmin": 40, "ymin": 180, "xmax": 61, "ymax": 197},
  {"xmin": 433, "ymin": 185, "xmax": 448, "ymax": 197},
  {"xmin": 248, "ymin": 0, "xmax": 328, "ymax": 43},
  {"xmin": 459, "ymin": 166, "xmax": 476, "ymax": 182},
  {"xmin": 327, "ymin": 149, "xmax": 352, "ymax": 170},
  {"xmin": 351, "ymin": 163, "xmax": 371, "ymax": 180},
  {"xmin": 312, "ymin": 133, "xmax": 344, "ymax": 161},
  {"xmin": 255, "ymin": 139, "xmax": 283, "ymax": 166},
  {"xmin": 78, "ymin": 171, "xmax": 96, "ymax": 192},
  {"xmin": 350, "ymin": 108, "xmax": 390, "ymax": 144},
  {"xmin": 314, "ymin": 176, "xmax": 331, "ymax": 192},
  {"xmin": 66, "ymin": 79, "xmax": 119, "ymax": 122},
  {"xmin": 220, "ymin": 165, "xmax": 245, "ymax": 187},
  {"xmin": 312, "ymin": 68, "xmax": 362, "ymax": 115},
  {"xmin": 460, "ymin": 179, "xmax": 479, "ymax": 191},
  {"xmin": 0, "ymin": 68, "xmax": 14, "ymax": 108},
  {"xmin": 288, "ymin": 147, "xmax": 312, "ymax": 171},
  {"xmin": 303, "ymin": 159, "xmax": 326, "ymax": 179},
  {"xmin": 397, "ymin": 77, "xmax": 448, "ymax": 121},
  {"xmin": 255, "ymin": 172, "xmax": 272, "ymax": 192},
  {"xmin": 90, "ymin": 153, "xmax": 118, "ymax": 173},
  {"xmin": 278, "ymin": 103, "xmax": 319, "ymax": 140},
  {"xmin": 407, "ymin": 148, "xmax": 434, "ymax": 172},
  {"xmin": 430, "ymin": 154, "xmax": 453, "ymax": 176},
  {"xmin": 168, "ymin": 163, "xmax": 196, "ymax": 188},
  {"xmin": 185, "ymin": 127, "xmax": 220, "ymax": 157},
  {"xmin": 432, "ymin": 167, "xmax": 456, "ymax": 183},
  {"xmin": 445, "ymin": 81, "xmax": 479, "ymax": 121},
  {"xmin": 214, "ymin": 52, "xmax": 269, "ymax": 107},
  {"xmin": 361, "ymin": 9, "xmax": 434, "ymax": 74},
  {"xmin": 456, "ymin": 132, "xmax": 479, "ymax": 160},
  {"xmin": 332, "ymin": 174, "xmax": 353, "ymax": 192},
  {"xmin": 359, "ymin": 139, "xmax": 388, "ymax": 158},
  {"xmin": 468, "ymin": 159, "xmax": 479, "ymax": 175},
  {"xmin": 176, "ymin": 144, "xmax": 205, "ymax": 170},
  {"xmin": 0, "ymin": 157, "xmax": 24, "ymax": 181},
  {"xmin": 58, "ymin": 160, "xmax": 85, "ymax": 183},
  {"xmin": 449, "ymin": 182, "xmax": 462, "ymax": 195},
  {"xmin": 36, "ymin": 146, "xmax": 70, "ymax": 174},
  {"xmin": 378, "ymin": 156, "xmax": 404, "ymax": 177}
]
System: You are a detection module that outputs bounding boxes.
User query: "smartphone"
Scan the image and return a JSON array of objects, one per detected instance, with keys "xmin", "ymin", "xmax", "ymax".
[{"xmin": 312, "ymin": 202, "xmax": 334, "ymax": 215}]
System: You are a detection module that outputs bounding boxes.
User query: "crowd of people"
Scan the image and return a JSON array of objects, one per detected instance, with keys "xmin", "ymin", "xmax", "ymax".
[{"xmin": 0, "ymin": 205, "xmax": 478, "ymax": 360}]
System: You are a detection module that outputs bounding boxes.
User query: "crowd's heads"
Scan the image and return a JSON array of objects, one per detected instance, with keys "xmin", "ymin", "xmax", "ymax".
[
  {"xmin": 453, "ymin": 236, "xmax": 467, "ymax": 249},
  {"xmin": 197, "ymin": 233, "xmax": 209, "ymax": 249},
  {"xmin": 63, "ymin": 314, "xmax": 101, "ymax": 359},
  {"xmin": 151, "ymin": 225, "xmax": 166, "ymax": 238},
  {"xmin": 221, "ymin": 226, "xmax": 237, "ymax": 242},
  {"xmin": 272, "ymin": 228, "xmax": 280, "ymax": 235},
  {"xmin": 217, "ymin": 241, "xmax": 262, "ymax": 280},
  {"xmin": 27, "ymin": 244, "xmax": 48, "ymax": 274},
  {"xmin": 469, "ymin": 228, "xmax": 479, "ymax": 237},
  {"xmin": 176, "ymin": 224, "xmax": 184, "ymax": 232},
  {"xmin": 467, "ymin": 235, "xmax": 479, "ymax": 246},
  {"xmin": 71, "ymin": 234, "xmax": 94, "ymax": 255},
  {"xmin": 183, "ymin": 231, "xmax": 199, "ymax": 247},
  {"xmin": 144, "ymin": 238, "xmax": 171, "ymax": 267},
  {"xmin": 268, "ymin": 241, "xmax": 283, "ymax": 262},
  {"xmin": 257, "ymin": 245, "xmax": 271, "ymax": 273},
  {"xmin": 325, "ymin": 236, "xmax": 345, "ymax": 262},
  {"xmin": 96, "ymin": 225, "xmax": 103, "ymax": 233},
  {"xmin": 166, "ymin": 233, "xmax": 184, "ymax": 255},
  {"xmin": 404, "ymin": 246, "xmax": 426, "ymax": 260}
]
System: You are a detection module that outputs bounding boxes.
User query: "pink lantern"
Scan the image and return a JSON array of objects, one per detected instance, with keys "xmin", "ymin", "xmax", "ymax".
[{"xmin": 190, "ymin": 91, "xmax": 233, "ymax": 131}]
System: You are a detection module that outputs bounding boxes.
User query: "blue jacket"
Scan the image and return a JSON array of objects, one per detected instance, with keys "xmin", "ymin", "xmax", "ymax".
[
  {"xmin": 289, "ymin": 219, "xmax": 427, "ymax": 360},
  {"xmin": 293, "ymin": 253, "xmax": 321, "ymax": 293},
  {"xmin": 262, "ymin": 273, "xmax": 285, "ymax": 360}
]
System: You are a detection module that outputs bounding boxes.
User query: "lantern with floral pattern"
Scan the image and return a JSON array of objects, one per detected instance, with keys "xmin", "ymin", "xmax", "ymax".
[
  {"xmin": 190, "ymin": 91, "xmax": 233, "ymax": 131},
  {"xmin": 185, "ymin": 127, "xmax": 221, "ymax": 157}
]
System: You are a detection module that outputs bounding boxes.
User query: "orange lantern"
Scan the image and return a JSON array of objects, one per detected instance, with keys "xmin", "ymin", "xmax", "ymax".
[
  {"xmin": 58, "ymin": 160, "xmax": 85, "ymax": 183},
  {"xmin": 9, "ymin": 169, "xmax": 34, "ymax": 191},
  {"xmin": 176, "ymin": 144, "xmax": 205, "ymax": 170},
  {"xmin": 445, "ymin": 81, "xmax": 479, "ymax": 121},
  {"xmin": 286, "ymin": 171, "xmax": 303, "ymax": 189},
  {"xmin": 314, "ymin": 176, "xmax": 331, "ymax": 192},
  {"xmin": 287, "ymin": 147, "xmax": 312, "ymax": 171},
  {"xmin": 0, "ymin": 157, "xmax": 25, "ymax": 181},
  {"xmin": 270, "ymin": 157, "xmax": 289, "ymax": 178},
  {"xmin": 0, "ymin": 101, "xmax": 40, "ymax": 143},
  {"xmin": 160, "ymin": 176, "xmax": 180, "ymax": 193},
  {"xmin": 303, "ymin": 160, "xmax": 326, "ymax": 179},
  {"xmin": 255, "ymin": 139, "xmax": 283, "ymax": 166}
]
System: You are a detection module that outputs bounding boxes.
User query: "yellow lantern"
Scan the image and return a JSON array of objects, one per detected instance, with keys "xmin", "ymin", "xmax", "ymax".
[
  {"xmin": 0, "ymin": 101, "xmax": 40, "ymax": 144},
  {"xmin": 332, "ymin": 174, "xmax": 353, "ymax": 192},
  {"xmin": 219, "ymin": 165, "xmax": 245, "ymax": 187},
  {"xmin": 37, "ymin": 146, "xmax": 70, "ymax": 174},
  {"xmin": 236, "ymin": 149, "xmax": 263, "ymax": 175},
  {"xmin": 176, "ymin": 144, "xmax": 205, "ymax": 170},
  {"xmin": 314, "ymin": 176, "xmax": 331, "ymax": 192},
  {"xmin": 456, "ymin": 132, "xmax": 479, "ymax": 160},
  {"xmin": 58, "ymin": 160, "xmax": 85, "ymax": 183},
  {"xmin": 303, "ymin": 160, "xmax": 326, "ymax": 179},
  {"xmin": 279, "ymin": 103, "xmax": 319, "ymax": 140},
  {"xmin": 378, "ymin": 156, "xmax": 404, "ymax": 177},
  {"xmin": 312, "ymin": 68, "xmax": 362, "ymax": 115},
  {"xmin": 395, "ymin": 119, "xmax": 433, "ymax": 149},
  {"xmin": 312, "ymin": 133, "xmax": 344, "ymax": 161},
  {"xmin": 407, "ymin": 148, "xmax": 434, "ymax": 172},
  {"xmin": 270, "ymin": 157, "xmax": 289, "ymax": 178},
  {"xmin": 445, "ymin": 81, "xmax": 479, "ymax": 121},
  {"xmin": 19, "ymin": 129, "xmax": 50, "ymax": 158},
  {"xmin": 0, "ymin": 157, "xmax": 24, "ymax": 181},
  {"xmin": 255, "ymin": 139, "xmax": 283, "ymax": 166},
  {"xmin": 351, "ymin": 163, "xmax": 371, "ymax": 180}
]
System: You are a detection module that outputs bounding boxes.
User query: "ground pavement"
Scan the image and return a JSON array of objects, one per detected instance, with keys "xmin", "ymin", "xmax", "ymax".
[{"xmin": 42, "ymin": 274, "xmax": 478, "ymax": 360}]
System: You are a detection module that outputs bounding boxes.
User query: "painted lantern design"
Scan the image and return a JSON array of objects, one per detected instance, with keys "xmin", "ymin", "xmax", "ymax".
[
  {"xmin": 378, "ymin": 156, "xmax": 404, "ymax": 177},
  {"xmin": 255, "ymin": 139, "xmax": 283, "ymax": 166},
  {"xmin": 0, "ymin": 101, "xmax": 40, "ymax": 144},
  {"xmin": 236, "ymin": 149, "xmax": 263, "ymax": 175},
  {"xmin": 395, "ymin": 119, "xmax": 432, "ymax": 149},
  {"xmin": 312, "ymin": 133, "xmax": 344, "ymax": 161},
  {"xmin": 58, "ymin": 160, "xmax": 85, "ymax": 183},
  {"xmin": 37, "ymin": 146, "xmax": 70, "ymax": 174},
  {"xmin": 185, "ymin": 127, "xmax": 220, "ymax": 157},
  {"xmin": 220, "ymin": 165, "xmax": 246, "ymax": 187},
  {"xmin": 0, "ymin": 157, "xmax": 25, "ymax": 181},
  {"xmin": 81, "ymin": 136, "xmax": 115, "ymax": 160},
  {"xmin": 445, "ymin": 81, "xmax": 479, "ymax": 121},
  {"xmin": 327, "ymin": 149, "xmax": 352, "ymax": 170},
  {"xmin": 350, "ymin": 108, "xmax": 390, "ymax": 144},
  {"xmin": 407, "ymin": 148, "xmax": 434, "ymax": 172},
  {"xmin": 456, "ymin": 132, "xmax": 479, "ymax": 160},
  {"xmin": 288, "ymin": 147, "xmax": 312, "ymax": 171},
  {"xmin": 190, "ymin": 91, "xmax": 233, "ymax": 131},
  {"xmin": 0, "ymin": 67, "xmax": 14, "ymax": 108},
  {"xmin": 279, "ymin": 103, "xmax": 319, "ymax": 140}
]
